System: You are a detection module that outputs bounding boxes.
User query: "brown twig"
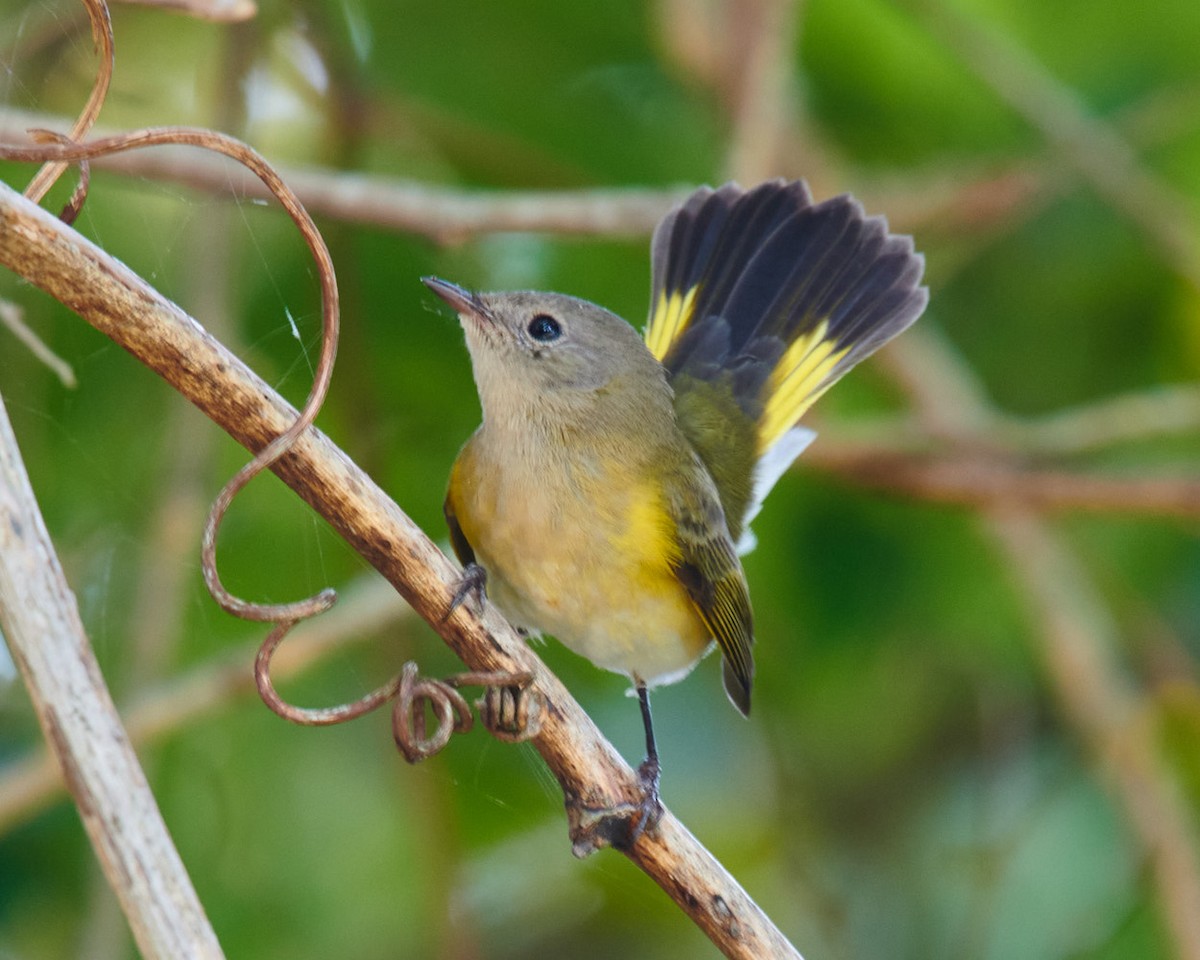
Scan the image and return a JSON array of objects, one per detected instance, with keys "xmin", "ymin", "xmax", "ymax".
[
  {"xmin": 0, "ymin": 108, "xmax": 691, "ymax": 241},
  {"xmin": 0, "ymin": 178, "xmax": 802, "ymax": 960},
  {"xmin": 805, "ymin": 444, "xmax": 1200, "ymax": 519},
  {"xmin": 0, "ymin": 392, "xmax": 225, "ymax": 960},
  {"xmin": 21, "ymin": 0, "xmax": 111, "ymax": 206},
  {"xmin": 0, "ymin": 296, "xmax": 77, "ymax": 387}
]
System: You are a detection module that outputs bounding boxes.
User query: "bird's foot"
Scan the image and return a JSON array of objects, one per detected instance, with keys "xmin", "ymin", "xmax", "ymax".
[
  {"xmin": 565, "ymin": 756, "xmax": 664, "ymax": 857},
  {"xmin": 443, "ymin": 562, "xmax": 487, "ymax": 620},
  {"xmin": 627, "ymin": 754, "xmax": 664, "ymax": 845}
]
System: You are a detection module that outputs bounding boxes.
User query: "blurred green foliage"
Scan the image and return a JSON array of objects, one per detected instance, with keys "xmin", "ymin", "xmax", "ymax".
[{"xmin": 1, "ymin": 0, "xmax": 1198, "ymax": 958}]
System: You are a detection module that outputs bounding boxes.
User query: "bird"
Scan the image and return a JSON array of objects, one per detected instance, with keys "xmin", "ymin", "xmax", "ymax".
[{"xmin": 423, "ymin": 178, "xmax": 927, "ymax": 840}]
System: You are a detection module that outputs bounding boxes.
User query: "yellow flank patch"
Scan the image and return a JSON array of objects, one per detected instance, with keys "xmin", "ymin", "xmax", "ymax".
[
  {"xmin": 645, "ymin": 285, "xmax": 700, "ymax": 361},
  {"xmin": 614, "ymin": 482, "xmax": 680, "ymax": 576},
  {"xmin": 759, "ymin": 320, "xmax": 849, "ymax": 453},
  {"xmin": 447, "ymin": 451, "xmax": 484, "ymax": 543}
]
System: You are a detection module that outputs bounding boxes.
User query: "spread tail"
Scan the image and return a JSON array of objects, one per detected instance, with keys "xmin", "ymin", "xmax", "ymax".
[{"xmin": 645, "ymin": 179, "xmax": 927, "ymax": 538}]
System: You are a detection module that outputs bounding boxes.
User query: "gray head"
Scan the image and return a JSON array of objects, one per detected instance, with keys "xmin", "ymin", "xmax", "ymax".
[{"xmin": 423, "ymin": 277, "xmax": 671, "ymax": 424}]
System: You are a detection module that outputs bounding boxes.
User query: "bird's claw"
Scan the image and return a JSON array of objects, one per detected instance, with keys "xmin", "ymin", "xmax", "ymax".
[
  {"xmin": 444, "ymin": 562, "xmax": 487, "ymax": 620},
  {"xmin": 565, "ymin": 758, "xmax": 664, "ymax": 857}
]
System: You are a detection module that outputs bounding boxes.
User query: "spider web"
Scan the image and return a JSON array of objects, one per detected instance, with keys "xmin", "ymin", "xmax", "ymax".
[{"xmin": 0, "ymin": 1, "xmax": 332, "ymax": 685}]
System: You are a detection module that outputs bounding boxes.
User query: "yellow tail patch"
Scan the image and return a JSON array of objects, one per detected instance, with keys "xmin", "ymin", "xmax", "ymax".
[
  {"xmin": 645, "ymin": 285, "xmax": 700, "ymax": 362},
  {"xmin": 758, "ymin": 320, "xmax": 849, "ymax": 453}
]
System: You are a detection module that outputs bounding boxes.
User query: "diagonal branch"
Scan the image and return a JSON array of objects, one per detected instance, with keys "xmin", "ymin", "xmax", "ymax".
[
  {"xmin": 0, "ymin": 394, "xmax": 225, "ymax": 960},
  {"xmin": 0, "ymin": 179, "xmax": 802, "ymax": 960}
]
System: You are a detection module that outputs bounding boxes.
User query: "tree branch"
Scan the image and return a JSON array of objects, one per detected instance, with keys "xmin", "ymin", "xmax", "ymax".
[
  {"xmin": 0, "ymin": 394, "xmax": 224, "ymax": 959},
  {"xmin": 0, "ymin": 178, "xmax": 803, "ymax": 959},
  {"xmin": 804, "ymin": 442, "xmax": 1200, "ymax": 519},
  {"xmin": 0, "ymin": 109, "xmax": 687, "ymax": 242}
]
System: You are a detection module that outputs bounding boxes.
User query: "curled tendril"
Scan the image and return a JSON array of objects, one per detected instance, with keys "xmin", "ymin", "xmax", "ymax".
[
  {"xmin": 254, "ymin": 621, "xmax": 544, "ymax": 762},
  {"xmin": 391, "ymin": 663, "xmax": 476, "ymax": 761},
  {"xmin": 2, "ymin": 0, "xmax": 545, "ymax": 777},
  {"xmin": 395, "ymin": 669, "xmax": 543, "ymax": 759},
  {"xmin": 472, "ymin": 677, "xmax": 544, "ymax": 743},
  {"xmin": 0, "ymin": 126, "xmax": 342, "ymax": 630},
  {"xmin": 254, "ymin": 620, "xmax": 402, "ymax": 725},
  {"xmin": 27, "ymin": 130, "xmax": 90, "ymax": 224},
  {"xmin": 22, "ymin": 0, "xmax": 111, "ymax": 207}
]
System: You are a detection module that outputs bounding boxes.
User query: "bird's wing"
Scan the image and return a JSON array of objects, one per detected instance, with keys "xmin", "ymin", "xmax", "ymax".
[
  {"xmin": 644, "ymin": 180, "xmax": 927, "ymax": 541},
  {"xmin": 663, "ymin": 462, "xmax": 755, "ymax": 715}
]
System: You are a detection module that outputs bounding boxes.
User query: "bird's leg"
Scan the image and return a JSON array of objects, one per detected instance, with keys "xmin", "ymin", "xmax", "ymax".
[
  {"xmin": 563, "ymin": 683, "xmax": 665, "ymax": 855},
  {"xmin": 636, "ymin": 683, "xmax": 661, "ymax": 789},
  {"xmin": 627, "ymin": 682, "xmax": 664, "ymax": 844}
]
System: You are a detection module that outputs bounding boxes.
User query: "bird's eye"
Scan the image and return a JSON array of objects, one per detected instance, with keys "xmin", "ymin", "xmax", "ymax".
[{"xmin": 527, "ymin": 314, "xmax": 562, "ymax": 342}]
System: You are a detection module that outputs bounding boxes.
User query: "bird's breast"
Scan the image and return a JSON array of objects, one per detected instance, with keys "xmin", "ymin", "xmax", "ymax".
[{"xmin": 448, "ymin": 433, "xmax": 712, "ymax": 685}]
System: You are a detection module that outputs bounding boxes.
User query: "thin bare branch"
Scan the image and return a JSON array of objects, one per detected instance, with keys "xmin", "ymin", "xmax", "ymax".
[
  {"xmin": 0, "ymin": 179, "xmax": 802, "ymax": 960},
  {"xmin": 0, "ymin": 297, "xmax": 77, "ymax": 387},
  {"xmin": 810, "ymin": 376, "xmax": 1200, "ymax": 464},
  {"xmin": 723, "ymin": 0, "xmax": 803, "ymax": 183},
  {"xmin": 805, "ymin": 444, "xmax": 1200, "ymax": 519},
  {"xmin": 22, "ymin": 0, "xmax": 112, "ymax": 205},
  {"xmin": 1000, "ymin": 385, "xmax": 1200, "ymax": 456},
  {"xmin": 876, "ymin": 326, "xmax": 1200, "ymax": 471},
  {"xmin": 0, "ymin": 109, "xmax": 688, "ymax": 241},
  {"xmin": 0, "ymin": 393, "xmax": 224, "ymax": 960},
  {"xmin": 0, "ymin": 108, "xmax": 690, "ymax": 240}
]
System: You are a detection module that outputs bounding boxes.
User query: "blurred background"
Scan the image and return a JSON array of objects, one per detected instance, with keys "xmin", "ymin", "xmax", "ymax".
[{"xmin": 1, "ymin": 0, "xmax": 1199, "ymax": 957}]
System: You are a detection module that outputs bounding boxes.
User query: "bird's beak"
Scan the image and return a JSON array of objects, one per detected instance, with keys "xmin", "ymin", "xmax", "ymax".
[{"xmin": 422, "ymin": 276, "xmax": 492, "ymax": 326}]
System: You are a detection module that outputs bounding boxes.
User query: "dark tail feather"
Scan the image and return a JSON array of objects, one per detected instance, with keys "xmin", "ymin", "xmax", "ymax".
[
  {"xmin": 650, "ymin": 180, "xmax": 812, "ymax": 344},
  {"xmin": 644, "ymin": 180, "xmax": 927, "ymax": 454}
]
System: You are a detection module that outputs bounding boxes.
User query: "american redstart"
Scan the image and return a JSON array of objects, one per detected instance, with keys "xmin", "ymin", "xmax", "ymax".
[{"xmin": 424, "ymin": 179, "xmax": 927, "ymax": 833}]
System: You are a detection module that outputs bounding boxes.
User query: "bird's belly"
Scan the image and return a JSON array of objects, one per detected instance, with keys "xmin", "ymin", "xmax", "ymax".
[
  {"xmin": 488, "ymin": 553, "xmax": 713, "ymax": 687},
  {"xmin": 466, "ymin": 479, "xmax": 713, "ymax": 687}
]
